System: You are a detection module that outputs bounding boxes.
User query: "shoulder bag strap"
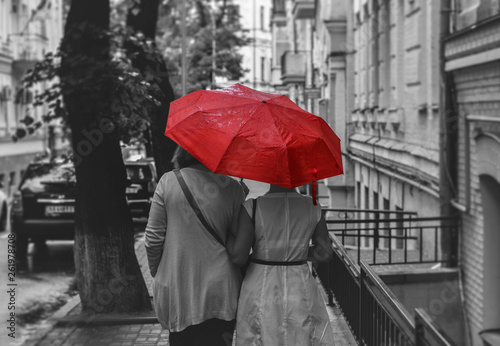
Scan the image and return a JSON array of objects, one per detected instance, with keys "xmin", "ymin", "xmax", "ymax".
[
  {"xmin": 252, "ymin": 199, "xmax": 257, "ymax": 227},
  {"xmin": 174, "ymin": 169, "xmax": 225, "ymax": 247}
]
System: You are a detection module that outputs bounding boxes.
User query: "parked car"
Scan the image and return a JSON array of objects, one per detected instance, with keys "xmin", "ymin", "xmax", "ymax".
[
  {"xmin": 0, "ymin": 182, "xmax": 7, "ymax": 231},
  {"xmin": 124, "ymin": 158, "xmax": 157, "ymax": 218},
  {"xmin": 11, "ymin": 156, "xmax": 157, "ymax": 257},
  {"xmin": 11, "ymin": 156, "xmax": 76, "ymax": 256}
]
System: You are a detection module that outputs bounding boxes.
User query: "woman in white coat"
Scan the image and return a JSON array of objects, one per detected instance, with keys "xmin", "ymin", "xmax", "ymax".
[{"xmin": 227, "ymin": 184, "xmax": 335, "ymax": 346}]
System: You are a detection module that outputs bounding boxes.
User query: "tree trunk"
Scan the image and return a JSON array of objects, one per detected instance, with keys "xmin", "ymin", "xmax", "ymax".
[
  {"xmin": 60, "ymin": 0, "xmax": 151, "ymax": 313},
  {"xmin": 126, "ymin": 0, "xmax": 177, "ymax": 178}
]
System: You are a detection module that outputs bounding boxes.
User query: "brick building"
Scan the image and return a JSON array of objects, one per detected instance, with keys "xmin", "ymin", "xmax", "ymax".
[
  {"xmin": 444, "ymin": 1, "xmax": 500, "ymax": 344},
  {"xmin": 0, "ymin": 0, "xmax": 64, "ymax": 197}
]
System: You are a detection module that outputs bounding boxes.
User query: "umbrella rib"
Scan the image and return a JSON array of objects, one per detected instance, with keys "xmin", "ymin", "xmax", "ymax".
[{"xmin": 263, "ymin": 105, "xmax": 294, "ymax": 187}]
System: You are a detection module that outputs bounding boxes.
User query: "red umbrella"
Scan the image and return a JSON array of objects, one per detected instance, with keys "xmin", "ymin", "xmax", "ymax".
[{"xmin": 165, "ymin": 83, "xmax": 343, "ymax": 204}]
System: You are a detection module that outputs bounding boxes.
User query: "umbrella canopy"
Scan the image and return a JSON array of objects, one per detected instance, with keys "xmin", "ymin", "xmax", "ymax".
[{"xmin": 165, "ymin": 83, "xmax": 343, "ymax": 194}]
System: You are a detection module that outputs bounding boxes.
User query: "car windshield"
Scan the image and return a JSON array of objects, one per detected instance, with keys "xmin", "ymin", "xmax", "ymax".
[
  {"xmin": 22, "ymin": 162, "xmax": 76, "ymax": 191},
  {"xmin": 125, "ymin": 165, "xmax": 152, "ymax": 182}
]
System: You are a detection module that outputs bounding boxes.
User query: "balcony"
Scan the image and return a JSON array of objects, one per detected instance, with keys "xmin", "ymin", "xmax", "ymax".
[
  {"xmin": 281, "ymin": 51, "xmax": 306, "ymax": 84},
  {"xmin": 292, "ymin": 0, "xmax": 315, "ymax": 20},
  {"xmin": 11, "ymin": 34, "xmax": 46, "ymax": 76},
  {"xmin": 271, "ymin": 0, "xmax": 287, "ymax": 27},
  {"xmin": 271, "ymin": 66, "xmax": 282, "ymax": 87},
  {"xmin": 271, "ymin": 12, "xmax": 287, "ymax": 27},
  {"xmin": 0, "ymin": 41, "xmax": 13, "ymax": 59}
]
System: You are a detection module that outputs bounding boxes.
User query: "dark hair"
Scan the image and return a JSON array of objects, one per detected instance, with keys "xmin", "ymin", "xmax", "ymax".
[{"xmin": 171, "ymin": 145, "xmax": 201, "ymax": 169}]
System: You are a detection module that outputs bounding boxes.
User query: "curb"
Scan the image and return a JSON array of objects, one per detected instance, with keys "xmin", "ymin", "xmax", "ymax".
[
  {"xmin": 21, "ymin": 293, "xmax": 81, "ymax": 346},
  {"xmin": 21, "ymin": 235, "xmax": 153, "ymax": 346},
  {"xmin": 55, "ymin": 315, "xmax": 158, "ymax": 327}
]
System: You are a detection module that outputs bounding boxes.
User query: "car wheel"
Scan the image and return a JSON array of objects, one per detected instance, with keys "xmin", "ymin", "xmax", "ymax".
[
  {"xmin": 0, "ymin": 203, "xmax": 6, "ymax": 231},
  {"xmin": 34, "ymin": 238, "xmax": 48, "ymax": 255}
]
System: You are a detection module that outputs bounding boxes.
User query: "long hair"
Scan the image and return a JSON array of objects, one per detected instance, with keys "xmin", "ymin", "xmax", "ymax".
[{"xmin": 171, "ymin": 145, "xmax": 201, "ymax": 169}]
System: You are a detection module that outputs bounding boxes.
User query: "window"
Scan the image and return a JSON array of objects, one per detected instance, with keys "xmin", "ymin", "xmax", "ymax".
[
  {"xmin": 228, "ymin": 4, "xmax": 239, "ymax": 22},
  {"xmin": 379, "ymin": 0, "xmax": 391, "ymax": 109},
  {"xmin": 260, "ymin": 57, "xmax": 265, "ymax": 82},
  {"xmin": 395, "ymin": 206, "xmax": 404, "ymax": 249},
  {"xmin": 356, "ymin": 182, "xmax": 361, "ymax": 209},
  {"xmin": 11, "ymin": 0, "xmax": 19, "ymax": 13},
  {"xmin": 373, "ymin": 191, "xmax": 380, "ymax": 249},
  {"xmin": 40, "ymin": 19, "xmax": 47, "ymax": 37},
  {"xmin": 260, "ymin": 6, "xmax": 265, "ymax": 31},
  {"xmin": 364, "ymin": 186, "xmax": 370, "ymax": 247},
  {"xmin": 0, "ymin": 97, "xmax": 7, "ymax": 135},
  {"xmin": 383, "ymin": 197, "xmax": 390, "ymax": 248}
]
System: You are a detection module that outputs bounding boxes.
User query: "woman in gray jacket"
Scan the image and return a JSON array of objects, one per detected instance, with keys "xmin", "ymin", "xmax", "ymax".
[{"xmin": 145, "ymin": 146, "xmax": 246, "ymax": 346}]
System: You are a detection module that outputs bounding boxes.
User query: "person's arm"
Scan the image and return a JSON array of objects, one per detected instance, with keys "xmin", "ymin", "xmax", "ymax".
[
  {"xmin": 308, "ymin": 214, "xmax": 333, "ymax": 267},
  {"xmin": 226, "ymin": 204, "xmax": 254, "ymax": 267},
  {"xmin": 144, "ymin": 175, "xmax": 168, "ymax": 277}
]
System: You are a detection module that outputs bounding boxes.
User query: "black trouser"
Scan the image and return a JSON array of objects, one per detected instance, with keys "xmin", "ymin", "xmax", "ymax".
[{"xmin": 169, "ymin": 318, "xmax": 235, "ymax": 346}]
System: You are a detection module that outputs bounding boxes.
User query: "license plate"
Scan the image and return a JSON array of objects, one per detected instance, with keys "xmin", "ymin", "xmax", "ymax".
[
  {"xmin": 45, "ymin": 205, "xmax": 75, "ymax": 216},
  {"xmin": 126, "ymin": 187, "xmax": 140, "ymax": 194}
]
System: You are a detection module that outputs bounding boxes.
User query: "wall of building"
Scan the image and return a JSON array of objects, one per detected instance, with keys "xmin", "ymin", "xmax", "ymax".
[
  {"xmin": 450, "ymin": 60, "xmax": 500, "ymax": 346},
  {"xmin": 311, "ymin": 0, "xmax": 355, "ymax": 209},
  {"xmin": 350, "ymin": 0, "xmax": 443, "ymax": 228},
  {"xmin": 445, "ymin": 2, "xmax": 500, "ymax": 343},
  {"xmin": 0, "ymin": 0, "xmax": 64, "ymax": 198}
]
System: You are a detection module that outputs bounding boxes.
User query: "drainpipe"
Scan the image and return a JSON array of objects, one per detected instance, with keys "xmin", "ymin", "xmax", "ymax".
[{"xmin": 439, "ymin": 0, "xmax": 458, "ymax": 268}]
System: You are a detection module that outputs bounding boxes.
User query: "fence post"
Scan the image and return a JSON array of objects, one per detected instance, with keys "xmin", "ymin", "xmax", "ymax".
[
  {"xmin": 327, "ymin": 259, "xmax": 334, "ymax": 306},
  {"xmin": 359, "ymin": 266, "xmax": 364, "ymax": 344},
  {"xmin": 415, "ymin": 310, "xmax": 424, "ymax": 346}
]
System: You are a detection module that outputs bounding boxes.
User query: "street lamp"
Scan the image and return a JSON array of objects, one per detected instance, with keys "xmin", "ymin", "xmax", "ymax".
[
  {"xmin": 181, "ymin": 0, "xmax": 187, "ymax": 96},
  {"xmin": 210, "ymin": 0, "xmax": 217, "ymax": 89}
]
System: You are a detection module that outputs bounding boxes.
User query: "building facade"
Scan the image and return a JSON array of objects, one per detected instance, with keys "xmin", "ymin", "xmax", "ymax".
[
  {"xmin": 0, "ymin": 0, "xmax": 63, "ymax": 197},
  {"xmin": 270, "ymin": 0, "xmax": 355, "ymax": 208},
  {"xmin": 350, "ymin": 0, "xmax": 444, "ymax": 240},
  {"xmin": 444, "ymin": 1, "xmax": 500, "ymax": 344}
]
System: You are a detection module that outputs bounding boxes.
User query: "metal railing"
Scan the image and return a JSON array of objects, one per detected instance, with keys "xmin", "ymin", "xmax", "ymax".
[
  {"xmin": 415, "ymin": 309, "xmax": 454, "ymax": 346},
  {"xmin": 322, "ymin": 209, "xmax": 458, "ymax": 266},
  {"xmin": 360, "ymin": 261, "xmax": 415, "ymax": 345},
  {"xmin": 314, "ymin": 234, "xmax": 453, "ymax": 346}
]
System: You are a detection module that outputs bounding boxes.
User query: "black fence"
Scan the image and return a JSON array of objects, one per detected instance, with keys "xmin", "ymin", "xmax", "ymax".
[
  {"xmin": 322, "ymin": 209, "xmax": 459, "ymax": 266},
  {"xmin": 314, "ymin": 234, "xmax": 453, "ymax": 346}
]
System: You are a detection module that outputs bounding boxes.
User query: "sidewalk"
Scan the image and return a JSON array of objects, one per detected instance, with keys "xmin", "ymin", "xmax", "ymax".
[{"xmin": 21, "ymin": 235, "xmax": 357, "ymax": 346}]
